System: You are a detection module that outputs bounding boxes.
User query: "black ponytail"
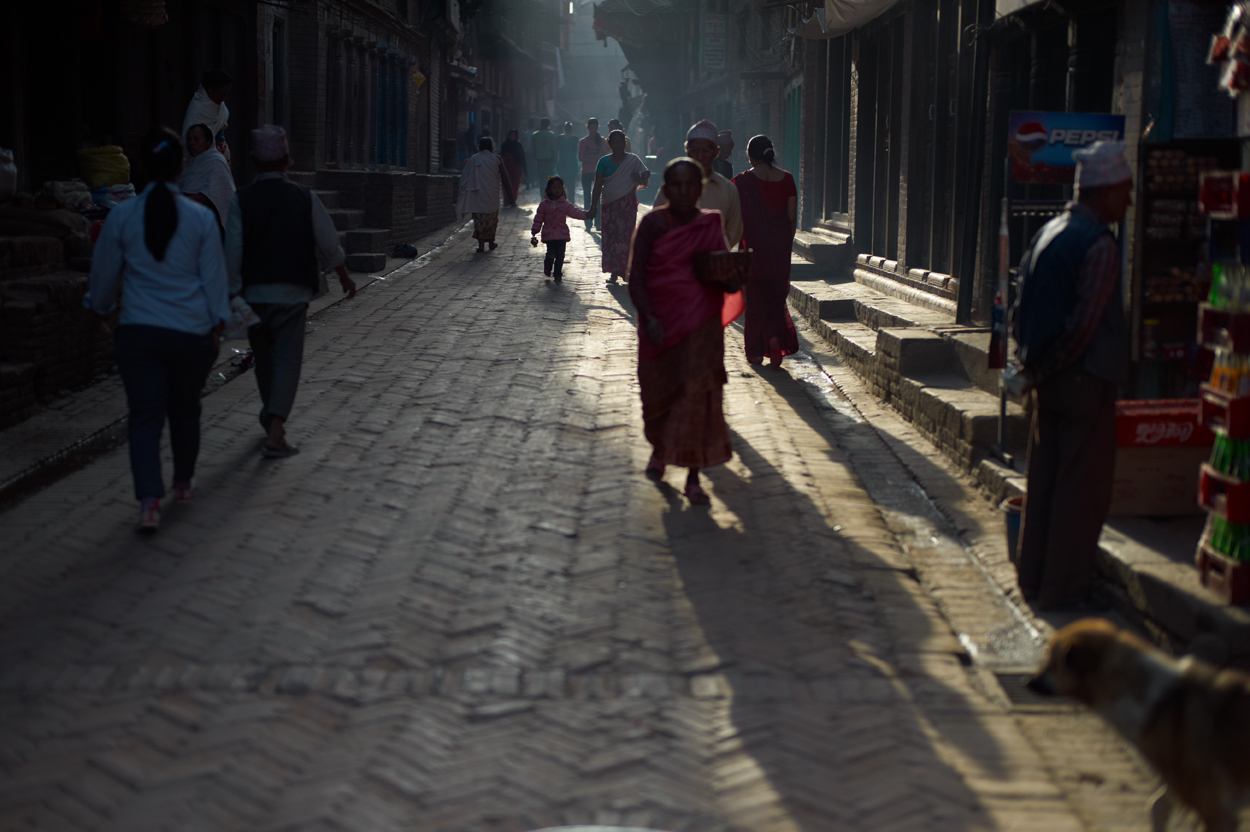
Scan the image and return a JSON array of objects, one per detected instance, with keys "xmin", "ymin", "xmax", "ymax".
[
  {"xmin": 141, "ymin": 126, "xmax": 183, "ymax": 261},
  {"xmin": 747, "ymin": 134, "xmax": 776, "ymax": 165}
]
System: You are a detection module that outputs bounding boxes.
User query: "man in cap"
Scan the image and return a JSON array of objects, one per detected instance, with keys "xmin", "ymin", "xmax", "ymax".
[
  {"xmin": 1009, "ymin": 140, "xmax": 1132, "ymax": 610},
  {"xmin": 225, "ymin": 125, "xmax": 357, "ymax": 458},
  {"xmin": 712, "ymin": 130, "xmax": 734, "ymax": 179},
  {"xmin": 652, "ymin": 120, "xmax": 743, "ymax": 247}
]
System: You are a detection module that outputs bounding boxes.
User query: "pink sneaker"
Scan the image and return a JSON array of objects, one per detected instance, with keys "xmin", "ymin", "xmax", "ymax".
[
  {"xmin": 136, "ymin": 498, "xmax": 161, "ymax": 532},
  {"xmin": 173, "ymin": 478, "xmax": 195, "ymax": 503}
]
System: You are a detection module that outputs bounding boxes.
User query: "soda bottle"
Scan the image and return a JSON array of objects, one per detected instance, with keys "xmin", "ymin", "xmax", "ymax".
[
  {"xmin": 1213, "ymin": 431, "xmax": 1228, "ymax": 474},
  {"xmin": 1211, "ymin": 263, "xmax": 1226, "ymax": 307}
]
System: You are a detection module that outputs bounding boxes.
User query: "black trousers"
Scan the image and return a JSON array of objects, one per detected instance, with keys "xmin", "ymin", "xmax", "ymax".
[
  {"xmin": 114, "ymin": 324, "xmax": 216, "ymax": 500},
  {"xmin": 544, "ymin": 240, "xmax": 567, "ymax": 277}
]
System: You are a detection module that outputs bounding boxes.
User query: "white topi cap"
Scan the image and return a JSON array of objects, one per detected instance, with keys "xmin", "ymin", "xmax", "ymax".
[
  {"xmin": 686, "ymin": 120, "xmax": 719, "ymax": 144},
  {"xmin": 716, "ymin": 130, "xmax": 733, "ymax": 147},
  {"xmin": 251, "ymin": 125, "xmax": 289, "ymax": 162},
  {"xmin": 1073, "ymin": 140, "xmax": 1132, "ymax": 188}
]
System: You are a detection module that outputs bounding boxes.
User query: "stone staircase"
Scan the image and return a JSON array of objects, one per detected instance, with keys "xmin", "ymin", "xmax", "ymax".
[
  {"xmin": 787, "ymin": 235, "xmax": 1029, "ymax": 471},
  {"xmin": 287, "ymin": 171, "xmax": 388, "ymax": 273}
]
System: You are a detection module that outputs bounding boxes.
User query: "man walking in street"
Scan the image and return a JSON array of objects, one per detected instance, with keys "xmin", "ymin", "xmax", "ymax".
[
  {"xmin": 652, "ymin": 119, "xmax": 743, "ymax": 248},
  {"xmin": 1010, "ymin": 140, "xmax": 1132, "ymax": 610},
  {"xmin": 578, "ymin": 118, "xmax": 606, "ymax": 231},
  {"xmin": 531, "ymin": 117, "xmax": 557, "ymax": 189},
  {"xmin": 225, "ymin": 125, "xmax": 357, "ymax": 458}
]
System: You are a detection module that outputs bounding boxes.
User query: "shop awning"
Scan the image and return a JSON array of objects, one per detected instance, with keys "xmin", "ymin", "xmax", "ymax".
[
  {"xmin": 995, "ymin": 0, "xmax": 1046, "ymax": 15},
  {"xmin": 791, "ymin": 0, "xmax": 902, "ymax": 39}
]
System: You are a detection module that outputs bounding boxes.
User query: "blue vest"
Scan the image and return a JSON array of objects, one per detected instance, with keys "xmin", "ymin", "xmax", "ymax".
[{"xmin": 1011, "ymin": 207, "xmax": 1129, "ymax": 386}]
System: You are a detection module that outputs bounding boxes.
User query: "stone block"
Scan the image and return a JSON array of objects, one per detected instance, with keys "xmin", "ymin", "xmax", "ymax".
[
  {"xmin": 346, "ymin": 228, "xmax": 390, "ymax": 254},
  {"xmin": 345, "ymin": 252, "xmax": 386, "ymax": 272}
]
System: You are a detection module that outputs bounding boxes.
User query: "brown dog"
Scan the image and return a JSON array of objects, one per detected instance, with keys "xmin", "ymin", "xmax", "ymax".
[{"xmin": 1028, "ymin": 618, "xmax": 1250, "ymax": 832}]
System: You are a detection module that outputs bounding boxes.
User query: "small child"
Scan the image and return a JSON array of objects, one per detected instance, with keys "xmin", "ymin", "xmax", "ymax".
[{"xmin": 531, "ymin": 176, "xmax": 594, "ymax": 282}]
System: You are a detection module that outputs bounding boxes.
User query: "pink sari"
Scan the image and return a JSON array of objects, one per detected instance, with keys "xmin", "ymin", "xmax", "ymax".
[{"xmin": 639, "ymin": 210, "xmax": 741, "ymax": 360}]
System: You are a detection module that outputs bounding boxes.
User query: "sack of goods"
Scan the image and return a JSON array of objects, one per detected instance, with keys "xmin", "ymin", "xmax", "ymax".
[
  {"xmin": 76, "ymin": 145, "xmax": 131, "ymax": 189},
  {"xmin": 45, "ymin": 179, "xmax": 94, "ymax": 209}
]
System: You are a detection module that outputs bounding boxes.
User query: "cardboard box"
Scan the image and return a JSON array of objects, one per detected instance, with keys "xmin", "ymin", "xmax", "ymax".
[{"xmin": 1109, "ymin": 444, "xmax": 1209, "ymax": 517}]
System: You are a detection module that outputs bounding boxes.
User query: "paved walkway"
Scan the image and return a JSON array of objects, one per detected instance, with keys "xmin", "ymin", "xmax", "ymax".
[{"xmin": 1, "ymin": 204, "xmax": 1142, "ymax": 831}]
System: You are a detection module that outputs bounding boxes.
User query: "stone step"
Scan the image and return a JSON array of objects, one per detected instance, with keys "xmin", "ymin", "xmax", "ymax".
[
  {"xmin": 792, "ymin": 228, "xmax": 853, "ymax": 269},
  {"xmin": 285, "ymin": 171, "xmax": 317, "ymax": 188},
  {"xmin": 345, "ymin": 252, "xmax": 387, "ymax": 272},
  {"xmin": 312, "ymin": 189, "xmax": 339, "ymax": 209},
  {"xmin": 345, "ymin": 228, "xmax": 390, "ymax": 254},
  {"xmin": 326, "ymin": 209, "xmax": 364, "ymax": 231},
  {"xmin": 789, "ymin": 278, "xmax": 1026, "ymax": 470}
]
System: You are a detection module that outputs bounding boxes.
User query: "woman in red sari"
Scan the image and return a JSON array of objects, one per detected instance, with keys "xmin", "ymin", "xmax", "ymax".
[
  {"xmin": 733, "ymin": 134, "xmax": 798, "ymax": 368},
  {"xmin": 628, "ymin": 158, "xmax": 742, "ymax": 505}
]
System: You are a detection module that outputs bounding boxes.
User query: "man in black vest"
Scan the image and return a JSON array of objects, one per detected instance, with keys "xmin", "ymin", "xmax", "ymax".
[
  {"xmin": 1009, "ymin": 140, "xmax": 1132, "ymax": 610},
  {"xmin": 225, "ymin": 125, "xmax": 356, "ymax": 458}
]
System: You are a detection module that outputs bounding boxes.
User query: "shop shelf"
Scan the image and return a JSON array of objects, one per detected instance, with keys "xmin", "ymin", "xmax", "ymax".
[
  {"xmin": 1199, "ymin": 304, "xmax": 1250, "ymax": 352},
  {"xmin": 1200, "ymin": 384, "xmax": 1250, "ymax": 436},
  {"xmin": 1196, "ymin": 541, "xmax": 1250, "ymax": 605},
  {"xmin": 1199, "ymin": 463, "xmax": 1250, "ymax": 522}
]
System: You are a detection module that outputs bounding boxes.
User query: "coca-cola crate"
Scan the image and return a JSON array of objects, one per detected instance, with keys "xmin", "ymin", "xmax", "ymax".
[
  {"xmin": 1200, "ymin": 384, "xmax": 1250, "ymax": 436},
  {"xmin": 1196, "ymin": 542, "xmax": 1250, "ymax": 605},
  {"xmin": 1199, "ymin": 463, "xmax": 1250, "ymax": 522},
  {"xmin": 1117, "ymin": 398, "xmax": 1214, "ymax": 446},
  {"xmin": 1199, "ymin": 304, "xmax": 1250, "ymax": 351}
]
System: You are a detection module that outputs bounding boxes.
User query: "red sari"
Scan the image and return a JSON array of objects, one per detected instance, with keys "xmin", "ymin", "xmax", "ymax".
[
  {"xmin": 733, "ymin": 169, "xmax": 799, "ymax": 360},
  {"xmin": 628, "ymin": 209, "xmax": 740, "ymax": 469}
]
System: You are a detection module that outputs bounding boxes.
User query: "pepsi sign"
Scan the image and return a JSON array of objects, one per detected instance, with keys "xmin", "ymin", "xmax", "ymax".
[{"xmin": 1008, "ymin": 111, "xmax": 1126, "ymax": 184}]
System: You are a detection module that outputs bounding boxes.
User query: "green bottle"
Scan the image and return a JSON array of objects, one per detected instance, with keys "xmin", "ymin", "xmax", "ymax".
[{"xmin": 1211, "ymin": 264, "xmax": 1226, "ymax": 308}]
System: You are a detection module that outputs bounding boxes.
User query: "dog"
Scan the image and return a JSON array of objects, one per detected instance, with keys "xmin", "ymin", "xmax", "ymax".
[{"xmin": 1027, "ymin": 618, "xmax": 1250, "ymax": 831}]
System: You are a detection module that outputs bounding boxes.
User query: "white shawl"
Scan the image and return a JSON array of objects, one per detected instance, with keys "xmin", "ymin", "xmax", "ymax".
[
  {"xmin": 177, "ymin": 147, "xmax": 235, "ymax": 226},
  {"xmin": 457, "ymin": 151, "xmax": 504, "ymax": 216},
  {"xmin": 182, "ymin": 86, "xmax": 230, "ymax": 159},
  {"xmin": 601, "ymin": 153, "xmax": 649, "ymax": 206}
]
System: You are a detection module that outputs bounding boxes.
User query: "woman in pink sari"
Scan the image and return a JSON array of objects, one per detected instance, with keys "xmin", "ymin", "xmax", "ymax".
[
  {"xmin": 733, "ymin": 134, "xmax": 799, "ymax": 367},
  {"xmin": 628, "ymin": 158, "xmax": 743, "ymax": 505}
]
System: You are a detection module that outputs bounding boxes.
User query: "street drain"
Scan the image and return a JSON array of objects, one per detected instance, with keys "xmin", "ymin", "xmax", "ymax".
[{"xmin": 993, "ymin": 671, "xmax": 1079, "ymax": 712}]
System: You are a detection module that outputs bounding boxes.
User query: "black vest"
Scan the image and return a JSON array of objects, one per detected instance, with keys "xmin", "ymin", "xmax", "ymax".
[
  {"xmin": 1011, "ymin": 207, "xmax": 1129, "ymax": 386},
  {"xmin": 238, "ymin": 176, "xmax": 318, "ymax": 291}
]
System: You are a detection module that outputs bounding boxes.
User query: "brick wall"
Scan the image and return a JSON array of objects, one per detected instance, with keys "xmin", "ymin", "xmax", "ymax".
[{"xmin": 288, "ymin": 6, "xmax": 326, "ymax": 171}]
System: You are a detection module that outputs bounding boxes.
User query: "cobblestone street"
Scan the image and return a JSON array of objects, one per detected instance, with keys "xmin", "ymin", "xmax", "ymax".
[{"xmin": 0, "ymin": 206, "xmax": 1158, "ymax": 831}]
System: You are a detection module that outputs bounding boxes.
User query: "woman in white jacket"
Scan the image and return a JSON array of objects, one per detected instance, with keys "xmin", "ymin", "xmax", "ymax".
[{"xmin": 457, "ymin": 137, "xmax": 516, "ymax": 252}]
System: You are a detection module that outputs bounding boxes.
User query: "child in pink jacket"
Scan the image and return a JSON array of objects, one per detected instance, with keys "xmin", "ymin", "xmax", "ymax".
[{"xmin": 530, "ymin": 177, "xmax": 593, "ymax": 282}]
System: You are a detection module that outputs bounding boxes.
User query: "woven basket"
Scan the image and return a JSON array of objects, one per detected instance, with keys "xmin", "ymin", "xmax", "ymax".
[{"xmin": 693, "ymin": 250, "xmax": 751, "ymax": 292}]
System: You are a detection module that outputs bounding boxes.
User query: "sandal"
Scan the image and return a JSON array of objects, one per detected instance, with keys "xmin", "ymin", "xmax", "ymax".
[
  {"xmin": 262, "ymin": 442, "xmax": 300, "ymax": 459},
  {"xmin": 645, "ymin": 454, "xmax": 665, "ymax": 481},
  {"xmin": 684, "ymin": 482, "xmax": 711, "ymax": 506}
]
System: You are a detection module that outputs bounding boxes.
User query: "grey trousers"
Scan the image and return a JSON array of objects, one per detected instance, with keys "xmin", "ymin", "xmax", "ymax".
[
  {"xmin": 1017, "ymin": 366, "xmax": 1118, "ymax": 608},
  {"xmin": 248, "ymin": 302, "xmax": 307, "ymax": 430}
]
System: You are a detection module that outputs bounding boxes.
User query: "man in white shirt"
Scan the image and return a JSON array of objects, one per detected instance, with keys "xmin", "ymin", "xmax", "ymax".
[
  {"xmin": 224, "ymin": 126, "xmax": 356, "ymax": 458},
  {"xmin": 651, "ymin": 120, "xmax": 743, "ymax": 248}
]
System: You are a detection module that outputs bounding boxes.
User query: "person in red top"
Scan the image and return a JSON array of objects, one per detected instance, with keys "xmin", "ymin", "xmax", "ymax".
[
  {"xmin": 628, "ymin": 158, "xmax": 742, "ymax": 506},
  {"xmin": 732, "ymin": 134, "xmax": 799, "ymax": 368},
  {"xmin": 530, "ymin": 176, "xmax": 593, "ymax": 282}
]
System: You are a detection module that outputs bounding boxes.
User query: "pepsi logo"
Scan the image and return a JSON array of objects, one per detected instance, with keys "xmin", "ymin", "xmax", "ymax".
[{"xmin": 1015, "ymin": 121, "xmax": 1047, "ymax": 153}]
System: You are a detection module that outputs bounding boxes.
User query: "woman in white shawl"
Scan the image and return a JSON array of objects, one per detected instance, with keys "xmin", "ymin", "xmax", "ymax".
[
  {"xmin": 589, "ymin": 130, "xmax": 650, "ymax": 282},
  {"xmin": 182, "ymin": 70, "xmax": 232, "ymax": 164},
  {"xmin": 178, "ymin": 123, "xmax": 235, "ymax": 235},
  {"xmin": 457, "ymin": 137, "xmax": 516, "ymax": 252}
]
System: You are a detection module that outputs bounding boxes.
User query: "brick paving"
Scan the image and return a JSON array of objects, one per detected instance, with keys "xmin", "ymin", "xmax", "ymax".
[{"xmin": 0, "ymin": 203, "xmax": 1155, "ymax": 831}]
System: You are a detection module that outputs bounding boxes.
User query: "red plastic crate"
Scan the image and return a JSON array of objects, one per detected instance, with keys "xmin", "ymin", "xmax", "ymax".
[
  {"xmin": 1196, "ymin": 542, "xmax": 1250, "ymax": 605},
  {"xmin": 1199, "ymin": 304, "xmax": 1250, "ymax": 352},
  {"xmin": 1199, "ymin": 463, "xmax": 1250, "ymax": 522},
  {"xmin": 1200, "ymin": 384, "xmax": 1250, "ymax": 436}
]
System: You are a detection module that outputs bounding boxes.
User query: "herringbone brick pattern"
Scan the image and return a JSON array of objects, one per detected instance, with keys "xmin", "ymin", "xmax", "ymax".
[{"xmin": 1, "ymin": 207, "xmax": 1084, "ymax": 831}]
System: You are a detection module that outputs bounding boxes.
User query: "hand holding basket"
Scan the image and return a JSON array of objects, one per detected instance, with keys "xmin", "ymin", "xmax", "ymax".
[{"xmin": 693, "ymin": 250, "xmax": 752, "ymax": 293}]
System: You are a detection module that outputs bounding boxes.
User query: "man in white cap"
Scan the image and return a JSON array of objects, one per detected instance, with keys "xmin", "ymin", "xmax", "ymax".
[
  {"xmin": 224, "ymin": 125, "xmax": 357, "ymax": 458},
  {"xmin": 652, "ymin": 119, "xmax": 743, "ymax": 248},
  {"xmin": 1009, "ymin": 139, "xmax": 1132, "ymax": 610},
  {"xmin": 712, "ymin": 130, "xmax": 734, "ymax": 179}
]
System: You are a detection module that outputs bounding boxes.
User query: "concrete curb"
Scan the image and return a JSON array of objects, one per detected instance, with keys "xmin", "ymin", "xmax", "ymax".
[{"xmin": 789, "ymin": 277, "xmax": 1250, "ymax": 667}]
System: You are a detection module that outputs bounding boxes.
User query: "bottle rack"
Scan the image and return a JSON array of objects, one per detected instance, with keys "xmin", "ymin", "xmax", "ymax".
[{"xmin": 1197, "ymin": 306, "xmax": 1250, "ymax": 603}]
